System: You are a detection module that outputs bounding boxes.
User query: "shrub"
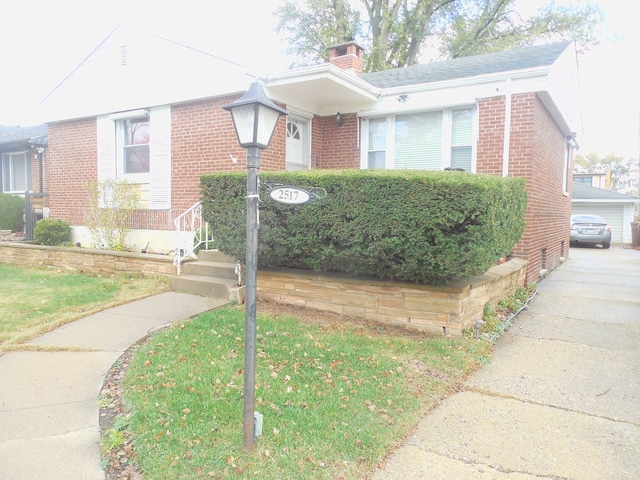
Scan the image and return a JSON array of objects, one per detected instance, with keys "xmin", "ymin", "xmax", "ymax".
[
  {"xmin": 84, "ymin": 179, "xmax": 140, "ymax": 250},
  {"xmin": 34, "ymin": 218, "xmax": 71, "ymax": 246},
  {"xmin": 201, "ymin": 170, "xmax": 527, "ymax": 285},
  {"xmin": 0, "ymin": 193, "xmax": 24, "ymax": 232}
]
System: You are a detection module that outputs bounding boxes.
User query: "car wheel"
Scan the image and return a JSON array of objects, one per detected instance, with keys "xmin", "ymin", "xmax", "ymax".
[{"xmin": 602, "ymin": 242, "xmax": 610, "ymax": 249}]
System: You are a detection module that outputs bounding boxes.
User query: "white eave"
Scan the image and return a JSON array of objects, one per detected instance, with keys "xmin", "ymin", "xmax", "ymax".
[{"xmin": 263, "ymin": 64, "xmax": 379, "ymax": 116}]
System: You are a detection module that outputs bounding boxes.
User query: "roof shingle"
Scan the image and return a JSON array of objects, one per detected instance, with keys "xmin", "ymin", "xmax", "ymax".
[{"xmin": 359, "ymin": 42, "xmax": 571, "ymax": 88}]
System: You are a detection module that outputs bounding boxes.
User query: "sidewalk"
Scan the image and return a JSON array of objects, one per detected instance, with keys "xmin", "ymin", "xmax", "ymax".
[
  {"xmin": 372, "ymin": 245, "xmax": 640, "ymax": 479},
  {"xmin": 0, "ymin": 292, "xmax": 226, "ymax": 480}
]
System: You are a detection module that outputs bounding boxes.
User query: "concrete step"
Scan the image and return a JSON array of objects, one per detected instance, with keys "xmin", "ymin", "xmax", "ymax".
[
  {"xmin": 197, "ymin": 249, "xmax": 237, "ymax": 263},
  {"xmin": 172, "ymin": 275, "xmax": 236, "ymax": 299},
  {"xmin": 181, "ymin": 260, "xmax": 238, "ymax": 280}
]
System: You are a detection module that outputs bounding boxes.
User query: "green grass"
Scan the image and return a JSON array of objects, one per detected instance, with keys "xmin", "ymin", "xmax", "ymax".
[
  {"xmin": 0, "ymin": 262, "xmax": 171, "ymax": 352},
  {"xmin": 120, "ymin": 306, "xmax": 492, "ymax": 479}
]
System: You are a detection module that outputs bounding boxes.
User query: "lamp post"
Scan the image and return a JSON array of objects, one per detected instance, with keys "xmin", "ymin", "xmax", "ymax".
[{"xmin": 222, "ymin": 81, "xmax": 287, "ymax": 451}]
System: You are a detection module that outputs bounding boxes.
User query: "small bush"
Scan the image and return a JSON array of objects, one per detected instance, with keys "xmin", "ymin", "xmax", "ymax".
[
  {"xmin": 34, "ymin": 218, "xmax": 71, "ymax": 246},
  {"xmin": 0, "ymin": 193, "xmax": 24, "ymax": 232}
]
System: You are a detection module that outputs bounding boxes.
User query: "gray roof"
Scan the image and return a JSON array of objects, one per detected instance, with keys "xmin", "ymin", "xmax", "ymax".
[
  {"xmin": 572, "ymin": 182, "xmax": 640, "ymax": 202},
  {"xmin": 359, "ymin": 42, "xmax": 571, "ymax": 88},
  {"xmin": 0, "ymin": 124, "xmax": 48, "ymax": 147}
]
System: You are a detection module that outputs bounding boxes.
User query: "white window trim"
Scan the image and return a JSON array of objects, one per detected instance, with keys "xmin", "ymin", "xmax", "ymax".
[
  {"xmin": 96, "ymin": 105, "xmax": 171, "ymax": 210},
  {"xmin": 361, "ymin": 106, "xmax": 477, "ymax": 172},
  {"xmin": 562, "ymin": 141, "xmax": 571, "ymax": 195},
  {"xmin": 108, "ymin": 109, "xmax": 150, "ymax": 121},
  {"xmin": 115, "ymin": 117, "xmax": 151, "ymax": 184},
  {"xmin": 285, "ymin": 114, "xmax": 312, "ymax": 171},
  {"xmin": 1, "ymin": 151, "xmax": 31, "ymax": 193}
]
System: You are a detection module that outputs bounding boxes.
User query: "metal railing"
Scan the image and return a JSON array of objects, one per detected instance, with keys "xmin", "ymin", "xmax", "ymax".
[{"xmin": 173, "ymin": 202, "xmax": 210, "ymax": 275}]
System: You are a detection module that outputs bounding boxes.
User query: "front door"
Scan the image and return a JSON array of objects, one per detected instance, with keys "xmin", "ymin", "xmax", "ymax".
[{"xmin": 286, "ymin": 116, "xmax": 310, "ymax": 171}]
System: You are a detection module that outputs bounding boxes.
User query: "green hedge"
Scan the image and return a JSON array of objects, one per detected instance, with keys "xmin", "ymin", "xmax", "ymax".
[
  {"xmin": 0, "ymin": 193, "xmax": 24, "ymax": 232},
  {"xmin": 34, "ymin": 218, "xmax": 71, "ymax": 246},
  {"xmin": 201, "ymin": 170, "xmax": 527, "ymax": 284}
]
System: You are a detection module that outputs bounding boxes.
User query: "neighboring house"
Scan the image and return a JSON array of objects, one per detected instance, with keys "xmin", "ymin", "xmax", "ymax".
[
  {"xmin": 39, "ymin": 25, "xmax": 581, "ymax": 284},
  {"xmin": 0, "ymin": 124, "xmax": 48, "ymax": 238},
  {"xmin": 0, "ymin": 124, "xmax": 47, "ymax": 195},
  {"xmin": 571, "ymin": 182, "xmax": 640, "ymax": 244},
  {"xmin": 574, "ymin": 172, "xmax": 608, "ymax": 188}
]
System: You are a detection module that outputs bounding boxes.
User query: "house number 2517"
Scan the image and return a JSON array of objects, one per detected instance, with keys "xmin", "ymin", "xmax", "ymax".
[{"xmin": 269, "ymin": 186, "xmax": 312, "ymax": 205}]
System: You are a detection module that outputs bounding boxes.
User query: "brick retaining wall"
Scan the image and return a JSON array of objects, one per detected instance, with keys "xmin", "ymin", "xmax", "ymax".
[
  {"xmin": 258, "ymin": 259, "xmax": 529, "ymax": 336},
  {"xmin": 0, "ymin": 242, "xmax": 176, "ymax": 276},
  {"xmin": 1, "ymin": 242, "xmax": 528, "ymax": 335}
]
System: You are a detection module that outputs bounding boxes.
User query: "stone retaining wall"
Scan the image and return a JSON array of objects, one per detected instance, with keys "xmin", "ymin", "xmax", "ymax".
[
  {"xmin": 0, "ymin": 242, "xmax": 176, "ymax": 276},
  {"xmin": 1, "ymin": 242, "xmax": 528, "ymax": 335},
  {"xmin": 258, "ymin": 259, "xmax": 529, "ymax": 336}
]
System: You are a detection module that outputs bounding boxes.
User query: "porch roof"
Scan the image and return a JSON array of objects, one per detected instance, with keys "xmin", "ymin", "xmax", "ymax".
[
  {"xmin": 0, "ymin": 124, "xmax": 48, "ymax": 151},
  {"xmin": 263, "ymin": 64, "xmax": 379, "ymax": 117}
]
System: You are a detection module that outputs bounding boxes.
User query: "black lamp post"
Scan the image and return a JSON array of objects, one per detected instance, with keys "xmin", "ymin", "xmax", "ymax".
[{"xmin": 222, "ymin": 81, "xmax": 287, "ymax": 451}]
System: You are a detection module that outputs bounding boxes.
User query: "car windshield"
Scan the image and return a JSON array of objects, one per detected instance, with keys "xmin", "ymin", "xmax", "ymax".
[{"xmin": 571, "ymin": 215, "xmax": 606, "ymax": 224}]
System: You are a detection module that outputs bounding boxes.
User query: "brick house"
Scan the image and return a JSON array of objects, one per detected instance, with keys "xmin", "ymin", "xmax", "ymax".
[{"xmin": 39, "ymin": 26, "xmax": 580, "ymax": 283}]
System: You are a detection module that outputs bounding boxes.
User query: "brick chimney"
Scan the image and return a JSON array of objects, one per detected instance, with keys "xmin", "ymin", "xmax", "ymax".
[{"xmin": 328, "ymin": 41, "xmax": 364, "ymax": 75}]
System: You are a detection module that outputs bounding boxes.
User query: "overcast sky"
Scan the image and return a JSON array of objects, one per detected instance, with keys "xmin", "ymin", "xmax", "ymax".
[{"xmin": 1, "ymin": 0, "xmax": 637, "ymax": 159}]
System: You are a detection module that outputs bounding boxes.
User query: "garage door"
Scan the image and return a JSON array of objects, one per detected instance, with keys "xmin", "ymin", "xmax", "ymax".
[{"xmin": 571, "ymin": 204, "xmax": 624, "ymax": 243}]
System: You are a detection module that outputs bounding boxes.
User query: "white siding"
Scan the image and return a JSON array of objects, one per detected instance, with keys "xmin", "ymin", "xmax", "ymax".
[{"xmin": 96, "ymin": 115, "xmax": 116, "ymax": 182}]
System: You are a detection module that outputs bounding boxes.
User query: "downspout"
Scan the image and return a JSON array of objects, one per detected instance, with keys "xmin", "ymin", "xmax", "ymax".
[
  {"xmin": 37, "ymin": 148, "xmax": 44, "ymax": 193},
  {"xmin": 502, "ymin": 78, "xmax": 512, "ymax": 177}
]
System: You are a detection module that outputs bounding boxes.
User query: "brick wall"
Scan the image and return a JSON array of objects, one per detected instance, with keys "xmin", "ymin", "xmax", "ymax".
[
  {"xmin": 257, "ymin": 258, "xmax": 529, "ymax": 336},
  {"xmin": 477, "ymin": 93, "xmax": 571, "ymax": 283},
  {"xmin": 314, "ymin": 114, "xmax": 360, "ymax": 169},
  {"xmin": 31, "ymin": 151, "xmax": 43, "ymax": 193},
  {"xmin": 46, "ymin": 118, "xmax": 97, "ymax": 225},
  {"xmin": 44, "ymin": 96, "xmax": 288, "ymax": 230}
]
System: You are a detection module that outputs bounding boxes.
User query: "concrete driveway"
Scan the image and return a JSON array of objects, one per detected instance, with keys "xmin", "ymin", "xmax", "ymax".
[{"xmin": 373, "ymin": 245, "xmax": 640, "ymax": 479}]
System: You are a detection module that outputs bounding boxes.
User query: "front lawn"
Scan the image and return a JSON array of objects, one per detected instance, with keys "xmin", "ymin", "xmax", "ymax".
[
  {"xmin": 0, "ymin": 262, "xmax": 171, "ymax": 353},
  {"xmin": 103, "ymin": 304, "xmax": 493, "ymax": 479}
]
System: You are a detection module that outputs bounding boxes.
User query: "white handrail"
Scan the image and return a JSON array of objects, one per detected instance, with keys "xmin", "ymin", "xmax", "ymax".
[{"xmin": 173, "ymin": 202, "xmax": 209, "ymax": 275}]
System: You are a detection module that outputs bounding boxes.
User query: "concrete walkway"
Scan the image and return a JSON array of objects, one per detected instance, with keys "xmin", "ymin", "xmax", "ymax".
[
  {"xmin": 0, "ymin": 292, "xmax": 226, "ymax": 480},
  {"xmin": 372, "ymin": 245, "xmax": 640, "ymax": 480}
]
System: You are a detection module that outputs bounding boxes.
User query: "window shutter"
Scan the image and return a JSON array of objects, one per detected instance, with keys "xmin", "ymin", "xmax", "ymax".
[
  {"xmin": 149, "ymin": 105, "xmax": 172, "ymax": 210},
  {"xmin": 395, "ymin": 112, "xmax": 442, "ymax": 170},
  {"xmin": 96, "ymin": 115, "xmax": 116, "ymax": 182}
]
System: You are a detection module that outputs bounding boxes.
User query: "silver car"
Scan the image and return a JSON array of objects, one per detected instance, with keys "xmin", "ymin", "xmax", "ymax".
[{"xmin": 570, "ymin": 214, "xmax": 612, "ymax": 249}]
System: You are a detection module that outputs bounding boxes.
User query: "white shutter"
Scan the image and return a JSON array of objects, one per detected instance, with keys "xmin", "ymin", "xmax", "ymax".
[
  {"xmin": 149, "ymin": 105, "xmax": 171, "ymax": 209},
  {"xmin": 96, "ymin": 115, "xmax": 116, "ymax": 182},
  {"xmin": 395, "ymin": 112, "xmax": 442, "ymax": 170}
]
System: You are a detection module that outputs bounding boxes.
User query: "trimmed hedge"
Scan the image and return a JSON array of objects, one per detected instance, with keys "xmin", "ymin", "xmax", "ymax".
[
  {"xmin": 0, "ymin": 193, "xmax": 24, "ymax": 232},
  {"xmin": 201, "ymin": 170, "xmax": 527, "ymax": 285}
]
